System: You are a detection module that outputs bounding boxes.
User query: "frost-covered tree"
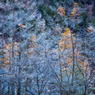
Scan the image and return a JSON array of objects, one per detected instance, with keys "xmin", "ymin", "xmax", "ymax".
[{"xmin": 0, "ymin": 0, "xmax": 95, "ymax": 95}]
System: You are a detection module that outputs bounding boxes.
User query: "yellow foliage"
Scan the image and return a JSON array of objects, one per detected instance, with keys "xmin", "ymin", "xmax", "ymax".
[
  {"xmin": 28, "ymin": 45, "xmax": 31, "ymax": 48},
  {"xmin": 72, "ymin": 33, "xmax": 75, "ymax": 36},
  {"xmin": 69, "ymin": 2, "xmax": 80, "ymax": 21},
  {"xmin": 62, "ymin": 28, "xmax": 71, "ymax": 36},
  {"xmin": 72, "ymin": 8, "xmax": 77, "ymax": 14},
  {"xmin": 87, "ymin": 26, "xmax": 94, "ymax": 32},
  {"xmin": 59, "ymin": 40, "xmax": 62, "ymax": 43},
  {"xmin": 4, "ymin": 42, "xmax": 19, "ymax": 50},
  {"xmin": 14, "ymin": 51, "xmax": 19, "ymax": 56},
  {"xmin": 59, "ymin": 27, "xmax": 90, "ymax": 77},
  {"xmin": 29, "ymin": 35, "xmax": 36, "ymax": 41},
  {"xmin": 3, "ymin": 42, "xmax": 20, "ymax": 66},
  {"xmin": 59, "ymin": 28, "xmax": 77, "ymax": 75},
  {"xmin": 69, "ymin": 8, "xmax": 77, "ymax": 18},
  {"xmin": 28, "ymin": 52, "xmax": 33, "ymax": 54},
  {"xmin": 57, "ymin": 5, "xmax": 65, "ymax": 17},
  {"xmin": 73, "ymin": 2, "xmax": 78, "ymax": 7},
  {"xmin": 28, "ymin": 35, "xmax": 37, "ymax": 57},
  {"xmin": 59, "ymin": 28, "xmax": 75, "ymax": 52},
  {"xmin": 32, "ymin": 36, "xmax": 36, "ymax": 40},
  {"xmin": 18, "ymin": 24, "xmax": 26, "ymax": 28}
]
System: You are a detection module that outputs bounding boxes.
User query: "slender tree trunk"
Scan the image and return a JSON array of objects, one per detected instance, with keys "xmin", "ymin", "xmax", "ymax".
[
  {"xmin": 17, "ymin": 77, "xmax": 21, "ymax": 95},
  {"xmin": 17, "ymin": 15, "xmax": 22, "ymax": 95},
  {"xmin": 10, "ymin": 2, "xmax": 15, "ymax": 94},
  {"xmin": 25, "ymin": 77, "xmax": 28, "ymax": 95},
  {"xmin": 71, "ymin": 32, "xmax": 75, "ymax": 86},
  {"xmin": 8, "ymin": 81, "xmax": 10, "ymax": 95},
  {"xmin": 0, "ymin": 78, "xmax": 2, "ymax": 95},
  {"xmin": 0, "ymin": 32, "xmax": 3, "ymax": 95},
  {"xmin": 17, "ymin": 67, "xmax": 21, "ymax": 95},
  {"xmin": 37, "ymin": 75, "xmax": 40, "ymax": 95},
  {"xmin": 17, "ymin": 54, "xmax": 21, "ymax": 95},
  {"xmin": 58, "ymin": 42, "xmax": 63, "ymax": 95},
  {"xmin": 84, "ymin": 83, "xmax": 87, "ymax": 95}
]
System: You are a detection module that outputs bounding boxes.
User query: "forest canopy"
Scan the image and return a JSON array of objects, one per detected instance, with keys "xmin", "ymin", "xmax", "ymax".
[{"xmin": 0, "ymin": 0, "xmax": 95, "ymax": 95}]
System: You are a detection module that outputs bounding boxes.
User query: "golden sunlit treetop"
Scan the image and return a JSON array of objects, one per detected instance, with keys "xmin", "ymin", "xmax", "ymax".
[
  {"xmin": 70, "ymin": 8, "xmax": 77, "ymax": 16},
  {"xmin": 28, "ymin": 35, "xmax": 37, "ymax": 56},
  {"xmin": 57, "ymin": 5, "xmax": 65, "ymax": 17},
  {"xmin": 59, "ymin": 27, "xmax": 88, "ymax": 75},
  {"xmin": 62, "ymin": 28, "xmax": 71, "ymax": 36},
  {"xmin": 59, "ymin": 28, "xmax": 75, "ymax": 52},
  {"xmin": 69, "ymin": 2, "xmax": 80, "ymax": 21},
  {"xmin": 73, "ymin": 2, "xmax": 78, "ymax": 7}
]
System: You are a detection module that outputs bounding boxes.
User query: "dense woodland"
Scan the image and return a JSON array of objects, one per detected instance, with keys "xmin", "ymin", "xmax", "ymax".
[{"xmin": 0, "ymin": 0, "xmax": 95, "ymax": 95}]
